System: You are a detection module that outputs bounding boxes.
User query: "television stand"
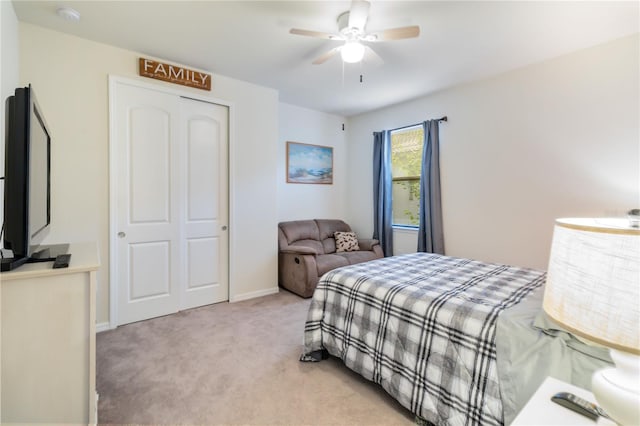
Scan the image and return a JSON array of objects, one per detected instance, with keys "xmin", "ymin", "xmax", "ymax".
[{"xmin": 1, "ymin": 242, "xmax": 99, "ymax": 424}]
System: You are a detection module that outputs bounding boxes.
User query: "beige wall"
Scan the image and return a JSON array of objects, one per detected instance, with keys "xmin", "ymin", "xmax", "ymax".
[
  {"xmin": 19, "ymin": 23, "xmax": 279, "ymax": 326},
  {"xmin": 277, "ymin": 103, "xmax": 348, "ymax": 222},
  {"xmin": 347, "ymin": 34, "xmax": 640, "ymax": 269}
]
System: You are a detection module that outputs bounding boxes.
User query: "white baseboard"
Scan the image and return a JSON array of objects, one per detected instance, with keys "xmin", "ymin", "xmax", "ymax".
[
  {"xmin": 96, "ymin": 288, "xmax": 280, "ymax": 329},
  {"xmin": 95, "ymin": 321, "xmax": 113, "ymax": 333},
  {"xmin": 229, "ymin": 286, "xmax": 279, "ymax": 302}
]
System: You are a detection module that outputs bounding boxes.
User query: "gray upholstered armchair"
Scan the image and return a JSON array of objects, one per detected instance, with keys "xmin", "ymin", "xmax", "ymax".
[{"xmin": 278, "ymin": 219, "xmax": 384, "ymax": 297}]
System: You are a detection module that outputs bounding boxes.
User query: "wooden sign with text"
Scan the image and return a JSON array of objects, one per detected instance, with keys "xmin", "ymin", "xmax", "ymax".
[{"xmin": 138, "ymin": 58, "xmax": 211, "ymax": 91}]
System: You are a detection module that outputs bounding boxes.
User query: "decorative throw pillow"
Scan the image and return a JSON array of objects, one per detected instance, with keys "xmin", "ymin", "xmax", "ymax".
[{"xmin": 334, "ymin": 231, "xmax": 360, "ymax": 252}]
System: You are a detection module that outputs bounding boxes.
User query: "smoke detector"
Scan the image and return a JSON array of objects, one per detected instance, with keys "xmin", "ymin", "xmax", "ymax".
[{"xmin": 56, "ymin": 7, "xmax": 81, "ymax": 22}]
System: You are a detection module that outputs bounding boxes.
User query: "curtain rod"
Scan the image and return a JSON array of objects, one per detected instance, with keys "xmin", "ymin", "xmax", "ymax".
[{"xmin": 388, "ymin": 116, "xmax": 448, "ymax": 133}]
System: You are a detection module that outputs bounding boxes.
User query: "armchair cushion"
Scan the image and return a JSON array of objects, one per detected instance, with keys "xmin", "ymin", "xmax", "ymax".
[
  {"xmin": 316, "ymin": 254, "xmax": 350, "ymax": 276},
  {"xmin": 336, "ymin": 251, "xmax": 382, "ymax": 265},
  {"xmin": 290, "ymin": 239, "xmax": 323, "ymax": 255},
  {"xmin": 317, "ymin": 219, "xmax": 351, "ymax": 253}
]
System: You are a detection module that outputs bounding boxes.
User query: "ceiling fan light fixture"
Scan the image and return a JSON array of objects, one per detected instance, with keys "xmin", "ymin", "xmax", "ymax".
[{"xmin": 341, "ymin": 41, "xmax": 365, "ymax": 63}]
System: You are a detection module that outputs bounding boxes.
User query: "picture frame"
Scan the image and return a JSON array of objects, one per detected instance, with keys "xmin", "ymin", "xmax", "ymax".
[{"xmin": 286, "ymin": 141, "xmax": 333, "ymax": 184}]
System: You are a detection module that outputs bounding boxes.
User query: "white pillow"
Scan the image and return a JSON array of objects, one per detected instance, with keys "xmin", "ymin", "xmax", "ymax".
[{"xmin": 334, "ymin": 231, "xmax": 360, "ymax": 252}]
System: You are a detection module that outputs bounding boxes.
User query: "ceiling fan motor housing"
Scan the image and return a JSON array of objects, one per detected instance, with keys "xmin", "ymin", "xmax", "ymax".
[{"xmin": 338, "ymin": 11, "xmax": 359, "ymax": 36}]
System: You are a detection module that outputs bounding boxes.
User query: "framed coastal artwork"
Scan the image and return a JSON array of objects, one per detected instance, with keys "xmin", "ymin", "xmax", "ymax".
[{"xmin": 286, "ymin": 141, "xmax": 333, "ymax": 184}]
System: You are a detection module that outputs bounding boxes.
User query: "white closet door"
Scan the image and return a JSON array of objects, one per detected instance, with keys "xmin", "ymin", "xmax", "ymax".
[
  {"xmin": 114, "ymin": 83, "xmax": 181, "ymax": 325},
  {"xmin": 112, "ymin": 81, "xmax": 229, "ymax": 326},
  {"xmin": 179, "ymin": 97, "xmax": 229, "ymax": 309}
]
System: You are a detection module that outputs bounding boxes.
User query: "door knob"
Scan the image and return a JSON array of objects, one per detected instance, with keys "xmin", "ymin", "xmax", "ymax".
[
  {"xmin": 221, "ymin": 226, "xmax": 228, "ymax": 231},
  {"xmin": 118, "ymin": 232, "xmax": 126, "ymax": 238}
]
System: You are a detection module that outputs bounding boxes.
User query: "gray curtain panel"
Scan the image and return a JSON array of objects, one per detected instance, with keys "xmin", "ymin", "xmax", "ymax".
[
  {"xmin": 372, "ymin": 130, "xmax": 393, "ymax": 256},
  {"xmin": 417, "ymin": 120, "xmax": 445, "ymax": 254}
]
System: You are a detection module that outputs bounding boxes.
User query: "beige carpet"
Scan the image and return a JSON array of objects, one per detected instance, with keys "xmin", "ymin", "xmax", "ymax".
[{"xmin": 97, "ymin": 290, "xmax": 415, "ymax": 425}]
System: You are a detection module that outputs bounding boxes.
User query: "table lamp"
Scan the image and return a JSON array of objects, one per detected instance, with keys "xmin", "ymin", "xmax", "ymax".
[{"xmin": 543, "ymin": 218, "xmax": 640, "ymax": 425}]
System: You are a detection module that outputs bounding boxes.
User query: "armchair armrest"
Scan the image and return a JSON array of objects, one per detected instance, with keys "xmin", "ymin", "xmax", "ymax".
[
  {"xmin": 280, "ymin": 245, "xmax": 318, "ymax": 255},
  {"xmin": 357, "ymin": 238, "xmax": 380, "ymax": 251}
]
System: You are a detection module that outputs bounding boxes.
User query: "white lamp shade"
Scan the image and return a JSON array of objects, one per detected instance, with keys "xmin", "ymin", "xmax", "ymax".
[
  {"xmin": 543, "ymin": 218, "xmax": 640, "ymax": 355},
  {"xmin": 341, "ymin": 41, "xmax": 365, "ymax": 63}
]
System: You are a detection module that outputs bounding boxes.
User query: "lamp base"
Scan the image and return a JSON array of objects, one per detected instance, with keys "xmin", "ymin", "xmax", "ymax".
[{"xmin": 592, "ymin": 350, "xmax": 640, "ymax": 425}]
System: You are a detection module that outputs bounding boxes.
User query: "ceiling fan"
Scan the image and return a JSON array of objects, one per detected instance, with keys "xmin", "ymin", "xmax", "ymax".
[{"xmin": 289, "ymin": 0, "xmax": 420, "ymax": 65}]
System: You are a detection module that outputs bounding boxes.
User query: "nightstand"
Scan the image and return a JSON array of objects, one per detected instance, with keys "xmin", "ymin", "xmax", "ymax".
[{"xmin": 512, "ymin": 376, "xmax": 617, "ymax": 425}]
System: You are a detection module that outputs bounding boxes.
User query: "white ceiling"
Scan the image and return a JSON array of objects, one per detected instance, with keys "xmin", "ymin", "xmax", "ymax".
[{"xmin": 11, "ymin": 0, "xmax": 640, "ymax": 117}]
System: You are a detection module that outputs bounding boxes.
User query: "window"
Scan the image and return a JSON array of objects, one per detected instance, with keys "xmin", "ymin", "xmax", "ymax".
[{"xmin": 391, "ymin": 125, "xmax": 424, "ymax": 227}]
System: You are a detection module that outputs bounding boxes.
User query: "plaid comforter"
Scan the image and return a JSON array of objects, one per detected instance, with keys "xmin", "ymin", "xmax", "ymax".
[{"xmin": 303, "ymin": 253, "xmax": 545, "ymax": 426}]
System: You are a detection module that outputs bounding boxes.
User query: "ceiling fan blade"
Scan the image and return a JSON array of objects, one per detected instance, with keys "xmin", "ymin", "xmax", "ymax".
[
  {"xmin": 348, "ymin": 0, "xmax": 370, "ymax": 31},
  {"xmin": 290, "ymin": 28, "xmax": 343, "ymax": 40},
  {"xmin": 363, "ymin": 45, "xmax": 384, "ymax": 66},
  {"xmin": 312, "ymin": 47, "xmax": 341, "ymax": 65},
  {"xmin": 368, "ymin": 25, "xmax": 420, "ymax": 41}
]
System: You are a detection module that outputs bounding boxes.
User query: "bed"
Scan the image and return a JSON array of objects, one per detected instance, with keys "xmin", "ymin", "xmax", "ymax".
[{"xmin": 301, "ymin": 252, "xmax": 612, "ymax": 425}]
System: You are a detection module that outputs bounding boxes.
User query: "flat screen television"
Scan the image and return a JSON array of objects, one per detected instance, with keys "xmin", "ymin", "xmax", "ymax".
[{"xmin": 1, "ymin": 85, "xmax": 52, "ymax": 271}]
